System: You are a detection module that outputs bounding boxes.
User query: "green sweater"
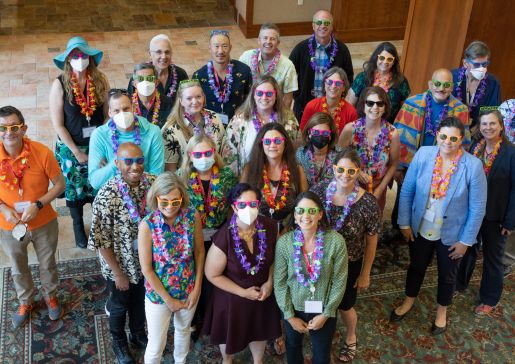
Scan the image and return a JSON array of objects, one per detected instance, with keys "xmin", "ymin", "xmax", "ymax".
[{"xmin": 274, "ymin": 229, "xmax": 348, "ymax": 320}]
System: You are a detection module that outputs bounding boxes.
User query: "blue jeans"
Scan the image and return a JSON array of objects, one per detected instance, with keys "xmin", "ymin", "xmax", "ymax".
[{"xmin": 283, "ymin": 311, "xmax": 336, "ymax": 364}]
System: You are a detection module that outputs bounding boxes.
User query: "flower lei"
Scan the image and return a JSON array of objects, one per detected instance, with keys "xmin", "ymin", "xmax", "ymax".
[
  {"xmin": 132, "ymin": 90, "xmax": 161, "ymax": 125},
  {"xmin": 207, "ymin": 61, "xmax": 234, "ymax": 103},
  {"xmin": 424, "ymin": 92, "xmax": 450, "ymax": 137},
  {"xmin": 251, "ymin": 109, "xmax": 277, "ymax": 133},
  {"xmin": 0, "ymin": 139, "xmax": 30, "ymax": 193},
  {"xmin": 185, "ymin": 110, "xmax": 214, "ymax": 136},
  {"xmin": 308, "ymin": 34, "xmax": 338, "ymax": 73},
  {"xmin": 373, "ymin": 71, "xmax": 392, "ymax": 93},
  {"xmin": 249, "ymin": 49, "xmax": 281, "ymax": 83},
  {"xmin": 321, "ymin": 96, "xmax": 345, "ymax": 130},
  {"xmin": 472, "ymin": 138, "xmax": 502, "ymax": 175},
  {"xmin": 325, "ymin": 180, "xmax": 359, "ymax": 230},
  {"xmin": 305, "ymin": 148, "xmax": 333, "ymax": 185},
  {"xmin": 166, "ymin": 65, "xmax": 178, "ymax": 98},
  {"xmin": 430, "ymin": 149, "xmax": 463, "ymax": 199},
  {"xmin": 150, "ymin": 209, "xmax": 190, "ymax": 259},
  {"xmin": 262, "ymin": 165, "xmax": 290, "ymax": 213},
  {"xmin": 70, "ymin": 72, "xmax": 97, "ymax": 122},
  {"xmin": 108, "ymin": 118, "xmax": 141, "ymax": 155},
  {"xmin": 293, "ymin": 227, "xmax": 325, "ymax": 292},
  {"xmin": 455, "ymin": 67, "xmax": 487, "ymax": 109},
  {"xmin": 189, "ymin": 165, "xmax": 225, "ymax": 227},
  {"xmin": 116, "ymin": 174, "xmax": 150, "ymax": 224},
  {"xmin": 230, "ymin": 214, "xmax": 267, "ymax": 275}
]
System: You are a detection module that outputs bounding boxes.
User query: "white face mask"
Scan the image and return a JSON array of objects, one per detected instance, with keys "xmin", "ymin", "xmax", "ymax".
[
  {"xmin": 469, "ymin": 67, "xmax": 487, "ymax": 81},
  {"xmin": 70, "ymin": 58, "xmax": 89, "ymax": 72},
  {"xmin": 137, "ymin": 81, "xmax": 156, "ymax": 97},
  {"xmin": 237, "ymin": 206, "xmax": 259, "ymax": 226},
  {"xmin": 192, "ymin": 157, "xmax": 215, "ymax": 172},
  {"xmin": 113, "ymin": 111, "xmax": 134, "ymax": 129}
]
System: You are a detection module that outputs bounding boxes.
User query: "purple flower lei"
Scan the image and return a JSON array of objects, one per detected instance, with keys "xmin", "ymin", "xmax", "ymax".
[
  {"xmin": 354, "ymin": 117, "xmax": 390, "ymax": 177},
  {"xmin": 455, "ymin": 67, "xmax": 487, "ymax": 109},
  {"xmin": 250, "ymin": 48, "xmax": 281, "ymax": 83},
  {"xmin": 166, "ymin": 64, "xmax": 178, "ymax": 98},
  {"xmin": 207, "ymin": 60, "xmax": 234, "ymax": 103},
  {"xmin": 308, "ymin": 34, "xmax": 338, "ymax": 73},
  {"xmin": 305, "ymin": 147, "xmax": 333, "ymax": 185},
  {"xmin": 251, "ymin": 109, "xmax": 277, "ymax": 133},
  {"xmin": 293, "ymin": 227, "xmax": 324, "ymax": 291},
  {"xmin": 230, "ymin": 214, "xmax": 267, "ymax": 275},
  {"xmin": 185, "ymin": 110, "xmax": 214, "ymax": 136},
  {"xmin": 108, "ymin": 118, "xmax": 141, "ymax": 155},
  {"xmin": 424, "ymin": 92, "xmax": 449, "ymax": 137},
  {"xmin": 325, "ymin": 180, "xmax": 359, "ymax": 230},
  {"xmin": 150, "ymin": 209, "xmax": 190, "ymax": 259},
  {"xmin": 116, "ymin": 174, "xmax": 150, "ymax": 224}
]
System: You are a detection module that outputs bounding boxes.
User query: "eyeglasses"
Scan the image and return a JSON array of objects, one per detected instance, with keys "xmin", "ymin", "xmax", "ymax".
[
  {"xmin": 294, "ymin": 207, "xmax": 320, "ymax": 215},
  {"xmin": 255, "ymin": 89, "xmax": 276, "ymax": 97},
  {"xmin": 233, "ymin": 200, "xmax": 260, "ymax": 209},
  {"xmin": 116, "ymin": 157, "xmax": 145, "ymax": 166},
  {"xmin": 334, "ymin": 166, "xmax": 359, "ymax": 175},
  {"xmin": 438, "ymin": 133, "xmax": 461, "ymax": 143},
  {"xmin": 134, "ymin": 75, "xmax": 157, "ymax": 82},
  {"xmin": 191, "ymin": 149, "xmax": 214, "ymax": 159},
  {"xmin": 108, "ymin": 88, "xmax": 129, "ymax": 96},
  {"xmin": 262, "ymin": 137, "xmax": 285, "ymax": 145},
  {"xmin": 150, "ymin": 49, "xmax": 171, "ymax": 56},
  {"xmin": 365, "ymin": 100, "xmax": 385, "ymax": 107},
  {"xmin": 325, "ymin": 79, "xmax": 344, "ymax": 88},
  {"xmin": 313, "ymin": 19, "xmax": 332, "ymax": 27},
  {"xmin": 0, "ymin": 123, "xmax": 24, "ymax": 133},
  {"xmin": 378, "ymin": 55, "xmax": 395, "ymax": 63},
  {"xmin": 310, "ymin": 128, "xmax": 331, "ymax": 137},
  {"xmin": 157, "ymin": 197, "xmax": 183, "ymax": 207},
  {"xmin": 70, "ymin": 52, "xmax": 89, "ymax": 60},
  {"xmin": 431, "ymin": 80, "xmax": 453, "ymax": 89},
  {"xmin": 466, "ymin": 59, "xmax": 490, "ymax": 68}
]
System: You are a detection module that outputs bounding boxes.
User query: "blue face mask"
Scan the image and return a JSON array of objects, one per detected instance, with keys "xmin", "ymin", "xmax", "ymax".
[{"xmin": 192, "ymin": 157, "xmax": 215, "ymax": 172}]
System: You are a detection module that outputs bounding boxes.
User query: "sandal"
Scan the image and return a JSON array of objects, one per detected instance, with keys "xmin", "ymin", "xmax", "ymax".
[
  {"xmin": 273, "ymin": 337, "xmax": 286, "ymax": 356},
  {"xmin": 339, "ymin": 341, "xmax": 358, "ymax": 362}
]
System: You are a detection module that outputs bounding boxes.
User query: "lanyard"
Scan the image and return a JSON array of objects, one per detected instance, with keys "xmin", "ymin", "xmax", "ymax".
[
  {"xmin": 213, "ymin": 71, "xmax": 226, "ymax": 101},
  {"xmin": 301, "ymin": 246, "xmax": 314, "ymax": 277}
]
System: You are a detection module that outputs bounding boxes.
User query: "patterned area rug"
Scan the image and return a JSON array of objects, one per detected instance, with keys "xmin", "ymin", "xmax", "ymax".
[{"xmin": 1, "ymin": 233, "xmax": 514, "ymax": 363}]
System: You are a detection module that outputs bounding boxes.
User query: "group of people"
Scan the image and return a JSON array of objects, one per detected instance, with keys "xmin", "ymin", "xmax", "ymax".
[{"xmin": 0, "ymin": 8, "xmax": 513, "ymax": 364}]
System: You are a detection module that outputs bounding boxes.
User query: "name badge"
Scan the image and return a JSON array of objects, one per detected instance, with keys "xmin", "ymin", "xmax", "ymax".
[
  {"xmin": 82, "ymin": 126, "xmax": 96, "ymax": 138},
  {"xmin": 304, "ymin": 300, "xmax": 323, "ymax": 313},
  {"xmin": 217, "ymin": 113, "xmax": 229, "ymax": 125},
  {"xmin": 424, "ymin": 203, "xmax": 437, "ymax": 223},
  {"xmin": 14, "ymin": 201, "xmax": 31, "ymax": 213}
]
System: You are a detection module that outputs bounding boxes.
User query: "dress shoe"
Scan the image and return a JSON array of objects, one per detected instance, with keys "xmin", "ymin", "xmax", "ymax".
[
  {"xmin": 129, "ymin": 332, "xmax": 148, "ymax": 349},
  {"xmin": 389, "ymin": 308, "xmax": 410, "ymax": 322},
  {"xmin": 431, "ymin": 323, "xmax": 447, "ymax": 335},
  {"xmin": 112, "ymin": 340, "xmax": 135, "ymax": 364}
]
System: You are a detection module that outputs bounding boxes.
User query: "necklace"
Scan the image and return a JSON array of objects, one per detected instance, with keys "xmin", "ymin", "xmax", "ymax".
[
  {"xmin": 472, "ymin": 138, "xmax": 501, "ymax": 175},
  {"xmin": 305, "ymin": 148, "xmax": 332, "ymax": 185},
  {"xmin": 207, "ymin": 61, "xmax": 234, "ymax": 103},
  {"xmin": 353, "ymin": 117, "xmax": 392, "ymax": 179},
  {"xmin": 166, "ymin": 65, "xmax": 178, "ymax": 98},
  {"xmin": 424, "ymin": 92, "xmax": 450, "ymax": 137},
  {"xmin": 0, "ymin": 139, "xmax": 30, "ymax": 196},
  {"xmin": 150, "ymin": 209, "xmax": 190, "ymax": 259},
  {"xmin": 293, "ymin": 227, "xmax": 325, "ymax": 295},
  {"xmin": 321, "ymin": 96, "xmax": 345, "ymax": 130},
  {"xmin": 373, "ymin": 71, "xmax": 392, "ymax": 93},
  {"xmin": 70, "ymin": 72, "xmax": 97, "ymax": 122},
  {"xmin": 262, "ymin": 165, "xmax": 290, "ymax": 216},
  {"xmin": 308, "ymin": 34, "xmax": 338, "ymax": 74},
  {"xmin": 249, "ymin": 49, "xmax": 281, "ymax": 82},
  {"xmin": 116, "ymin": 174, "xmax": 150, "ymax": 223},
  {"xmin": 230, "ymin": 214, "xmax": 267, "ymax": 275},
  {"xmin": 430, "ymin": 149, "xmax": 463, "ymax": 199},
  {"xmin": 455, "ymin": 67, "xmax": 487, "ymax": 109},
  {"xmin": 132, "ymin": 90, "xmax": 161, "ymax": 125},
  {"xmin": 185, "ymin": 110, "xmax": 214, "ymax": 136},
  {"xmin": 108, "ymin": 118, "xmax": 141, "ymax": 155},
  {"xmin": 251, "ymin": 109, "xmax": 277, "ymax": 133},
  {"xmin": 325, "ymin": 180, "xmax": 359, "ymax": 230},
  {"xmin": 189, "ymin": 165, "xmax": 224, "ymax": 227}
]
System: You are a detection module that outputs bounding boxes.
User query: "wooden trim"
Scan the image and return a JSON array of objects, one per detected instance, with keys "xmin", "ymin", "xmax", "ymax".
[
  {"xmin": 400, "ymin": 0, "xmax": 417, "ymax": 72},
  {"xmin": 244, "ymin": 21, "xmax": 313, "ymax": 38},
  {"xmin": 334, "ymin": 27, "xmax": 405, "ymax": 43}
]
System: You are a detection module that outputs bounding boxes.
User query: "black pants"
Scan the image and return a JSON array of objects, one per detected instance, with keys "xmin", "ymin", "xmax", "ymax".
[
  {"xmin": 106, "ymin": 277, "xmax": 146, "ymax": 343},
  {"xmin": 457, "ymin": 221, "xmax": 506, "ymax": 306},
  {"xmin": 405, "ymin": 235, "xmax": 462, "ymax": 306}
]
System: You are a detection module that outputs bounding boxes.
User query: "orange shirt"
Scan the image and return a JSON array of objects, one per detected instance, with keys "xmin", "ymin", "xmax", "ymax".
[{"xmin": 0, "ymin": 138, "xmax": 61, "ymax": 231}]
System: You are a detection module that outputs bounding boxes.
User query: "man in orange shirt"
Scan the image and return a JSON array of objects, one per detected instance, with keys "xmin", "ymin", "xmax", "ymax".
[{"xmin": 0, "ymin": 106, "xmax": 65, "ymax": 329}]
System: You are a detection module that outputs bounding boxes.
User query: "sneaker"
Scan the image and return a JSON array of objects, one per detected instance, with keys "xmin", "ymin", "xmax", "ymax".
[
  {"xmin": 44, "ymin": 295, "xmax": 63, "ymax": 320},
  {"xmin": 12, "ymin": 303, "xmax": 33, "ymax": 329},
  {"xmin": 474, "ymin": 303, "xmax": 495, "ymax": 315}
]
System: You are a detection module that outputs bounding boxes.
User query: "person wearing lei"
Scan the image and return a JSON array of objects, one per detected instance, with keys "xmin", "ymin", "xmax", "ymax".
[
  {"xmin": 50, "ymin": 36, "xmax": 109, "ymax": 248},
  {"xmin": 274, "ymin": 191, "xmax": 347, "ymax": 364},
  {"xmin": 391, "ymin": 117, "xmax": 487, "ymax": 336},
  {"xmin": 346, "ymin": 42, "xmax": 411, "ymax": 124},
  {"xmin": 192, "ymin": 30, "xmax": 252, "ymax": 123},
  {"xmin": 300, "ymin": 66, "xmax": 358, "ymax": 135},
  {"xmin": 131, "ymin": 62, "xmax": 172, "ymax": 129},
  {"xmin": 88, "ymin": 143, "xmax": 155, "ymax": 363},
  {"xmin": 239, "ymin": 23, "xmax": 298, "ymax": 108},
  {"xmin": 162, "ymin": 79, "xmax": 225, "ymax": 172},
  {"xmin": 456, "ymin": 109, "xmax": 515, "ymax": 314},
  {"xmin": 222, "ymin": 75, "xmax": 300, "ymax": 177},
  {"xmin": 310, "ymin": 148, "xmax": 380, "ymax": 362},
  {"xmin": 339, "ymin": 86, "xmax": 399, "ymax": 214},
  {"xmin": 203, "ymin": 183, "xmax": 281, "ymax": 362},
  {"xmin": 138, "ymin": 172, "xmax": 205, "ymax": 364},
  {"xmin": 128, "ymin": 34, "xmax": 189, "ymax": 108},
  {"xmin": 241, "ymin": 122, "xmax": 307, "ymax": 230}
]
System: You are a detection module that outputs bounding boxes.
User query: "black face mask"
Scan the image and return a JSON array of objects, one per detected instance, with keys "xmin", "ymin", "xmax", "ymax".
[{"xmin": 310, "ymin": 135, "xmax": 330, "ymax": 149}]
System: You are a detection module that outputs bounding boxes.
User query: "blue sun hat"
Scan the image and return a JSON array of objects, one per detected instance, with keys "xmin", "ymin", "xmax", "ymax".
[{"xmin": 53, "ymin": 36, "xmax": 103, "ymax": 70}]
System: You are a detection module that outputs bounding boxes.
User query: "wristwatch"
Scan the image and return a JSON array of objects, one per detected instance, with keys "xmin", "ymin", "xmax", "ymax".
[{"xmin": 35, "ymin": 200, "xmax": 43, "ymax": 209}]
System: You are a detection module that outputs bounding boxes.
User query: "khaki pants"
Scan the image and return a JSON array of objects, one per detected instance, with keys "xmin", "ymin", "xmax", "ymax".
[{"xmin": 0, "ymin": 219, "xmax": 59, "ymax": 304}]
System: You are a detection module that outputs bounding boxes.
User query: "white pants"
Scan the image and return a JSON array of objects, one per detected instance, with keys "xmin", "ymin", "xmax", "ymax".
[{"xmin": 144, "ymin": 297, "xmax": 197, "ymax": 364}]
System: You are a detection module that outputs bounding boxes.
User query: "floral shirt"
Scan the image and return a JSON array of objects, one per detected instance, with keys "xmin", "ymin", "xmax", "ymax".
[
  {"xmin": 143, "ymin": 208, "xmax": 196, "ymax": 303},
  {"xmin": 88, "ymin": 173, "xmax": 156, "ymax": 284},
  {"xmin": 296, "ymin": 145, "xmax": 342, "ymax": 188}
]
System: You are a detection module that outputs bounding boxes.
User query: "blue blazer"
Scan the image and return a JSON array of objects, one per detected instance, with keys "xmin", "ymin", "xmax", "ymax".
[{"xmin": 399, "ymin": 146, "xmax": 487, "ymax": 246}]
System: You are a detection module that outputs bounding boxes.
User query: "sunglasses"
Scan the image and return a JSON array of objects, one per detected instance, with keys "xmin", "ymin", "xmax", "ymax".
[
  {"xmin": 466, "ymin": 59, "xmax": 490, "ymax": 68},
  {"xmin": 134, "ymin": 75, "xmax": 157, "ymax": 82},
  {"xmin": 255, "ymin": 89, "xmax": 276, "ymax": 97},
  {"xmin": 431, "ymin": 80, "xmax": 453, "ymax": 89},
  {"xmin": 157, "ymin": 197, "xmax": 183, "ymax": 208},
  {"xmin": 438, "ymin": 133, "xmax": 461, "ymax": 143},
  {"xmin": 233, "ymin": 200, "xmax": 260, "ymax": 209},
  {"xmin": 325, "ymin": 79, "xmax": 344, "ymax": 88},
  {"xmin": 0, "ymin": 123, "xmax": 24, "ymax": 133},
  {"xmin": 262, "ymin": 137, "xmax": 285, "ymax": 146},
  {"xmin": 116, "ymin": 156, "xmax": 145, "ymax": 166},
  {"xmin": 313, "ymin": 19, "xmax": 332, "ymax": 27},
  {"xmin": 310, "ymin": 128, "xmax": 331, "ymax": 137},
  {"xmin": 365, "ymin": 100, "xmax": 385, "ymax": 107},
  {"xmin": 294, "ymin": 207, "xmax": 320, "ymax": 215},
  {"xmin": 191, "ymin": 149, "xmax": 214, "ymax": 159},
  {"xmin": 108, "ymin": 88, "xmax": 129, "ymax": 96},
  {"xmin": 378, "ymin": 55, "xmax": 395, "ymax": 63},
  {"xmin": 334, "ymin": 166, "xmax": 359, "ymax": 175},
  {"xmin": 70, "ymin": 52, "xmax": 89, "ymax": 60}
]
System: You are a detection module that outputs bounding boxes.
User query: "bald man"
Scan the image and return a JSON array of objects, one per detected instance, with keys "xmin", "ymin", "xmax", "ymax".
[
  {"xmin": 289, "ymin": 9, "xmax": 354, "ymax": 121},
  {"xmin": 88, "ymin": 142, "xmax": 156, "ymax": 364}
]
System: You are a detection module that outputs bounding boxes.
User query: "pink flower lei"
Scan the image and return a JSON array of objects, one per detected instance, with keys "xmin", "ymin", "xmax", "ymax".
[
  {"xmin": 166, "ymin": 65, "xmax": 178, "ymax": 98},
  {"xmin": 325, "ymin": 180, "xmax": 359, "ymax": 230},
  {"xmin": 230, "ymin": 214, "xmax": 267, "ymax": 275},
  {"xmin": 150, "ymin": 209, "xmax": 190, "ymax": 259},
  {"xmin": 249, "ymin": 48, "xmax": 281, "ymax": 83},
  {"xmin": 293, "ymin": 227, "xmax": 325, "ymax": 294},
  {"xmin": 352, "ymin": 117, "xmax": 391, "ymax": 179}
]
